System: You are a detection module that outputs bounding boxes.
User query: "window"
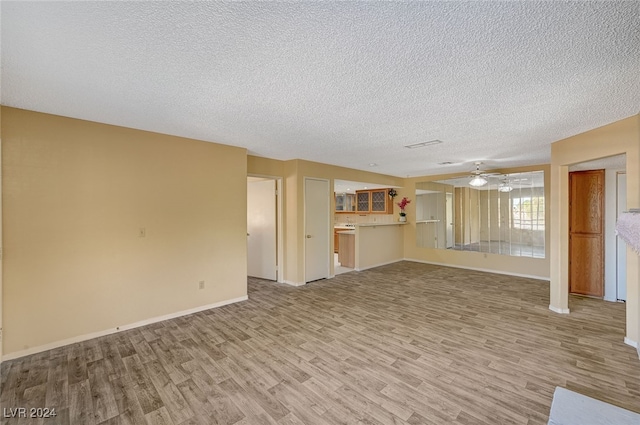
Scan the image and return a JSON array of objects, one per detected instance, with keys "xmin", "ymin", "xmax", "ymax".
[{"xmin": 512, "ymin": 196, "xmax": 545, "ymax": 231}]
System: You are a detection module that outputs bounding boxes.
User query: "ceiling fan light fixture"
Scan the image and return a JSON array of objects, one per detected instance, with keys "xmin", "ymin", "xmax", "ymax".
[
  {"xmin": 469, "ymin": 175, "xmax": 488, "ymax": 187},
  {"xmin": 498, "ymin": 183, "xmax": 513, "ymax": 192}
]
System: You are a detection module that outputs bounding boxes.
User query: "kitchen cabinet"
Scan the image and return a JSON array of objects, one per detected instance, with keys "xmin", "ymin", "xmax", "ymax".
[
  {"xmin": 334, "ymin": 229, "xmax": 340, "ymax": 253},
  {"xmin": 356, "ymin": 189, "xmax": 394, "ymax": 214},
  {"xmin": 335, "ymin": 193, "xmax": 356, "ymax": 213},
  {"xmin": 356, "ymin": 191, "xmax": 370, "ymax": 212}
]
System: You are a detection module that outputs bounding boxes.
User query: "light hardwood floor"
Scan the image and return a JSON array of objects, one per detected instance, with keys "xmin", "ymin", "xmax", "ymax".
[{"xmin": 1, "ymin": 261, "xmax": 639, "ymax": 424}]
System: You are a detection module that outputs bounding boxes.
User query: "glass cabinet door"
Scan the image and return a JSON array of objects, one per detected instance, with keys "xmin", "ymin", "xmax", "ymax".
[
  {"xmin": 336, "ymin": 193, "xmax": 357, "ymax": 212},
  {"xmin": 344, "ymin": 194, "xmax": 356, "ymax": 212},
  {"xmin": 370, "ymin": 189, "xmax": 387, "ymax": 212},
  {"xmin": 356, "ymin": 191, "xmax": 370, "ymax": 212}
]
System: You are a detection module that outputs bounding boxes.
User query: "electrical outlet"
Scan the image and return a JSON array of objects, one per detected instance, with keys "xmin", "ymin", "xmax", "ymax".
[
  {"xmin": 199, "ymin": 281, "xmax": 205, "ymax": 289},
  {"xmin": 139, "ymin": 227, "xmax": 146, "ymax": 238}
]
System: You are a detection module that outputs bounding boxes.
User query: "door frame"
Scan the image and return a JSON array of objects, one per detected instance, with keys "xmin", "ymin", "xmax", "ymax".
[
  {"xmin": 550, "ymin": 143, "xmax": 639, "ymax": 353},
  {"xmin": 616, "ymin": 171, "xmax": 627, "ymax": 301},
  {"xmin": 303, "ymin": 177, "xmax": 331, "ymax": 284},
  {"xmin": 247, "ymin": 174, "xmax": 284, "ymax": 284}
]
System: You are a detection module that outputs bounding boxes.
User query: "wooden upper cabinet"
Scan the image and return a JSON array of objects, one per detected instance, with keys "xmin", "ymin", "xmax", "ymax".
[
  {"xmin": 370, "ymin": 189, "xmax": 388, "ymax": 212},
  {"xmin": 356, "ymin": 189, "xmax": 394, "ymax": 214},
  {"xmin": 356, "ymin": 191, "xmax": 370, "ymax": 212}
]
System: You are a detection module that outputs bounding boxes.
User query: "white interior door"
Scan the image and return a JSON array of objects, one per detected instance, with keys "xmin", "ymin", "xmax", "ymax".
[
  {"xmin": 247, "ymin": 178, "xmax": 277, "ymax": 280},
  {"xmin": 617, "ymin": 172, "xmax": 627, "ymax": 301},
  {"xmin": 305, "ymin": 178, "xmax": 330, "ymax": 283},
  {"xmin": 445, "ymin": 192, "xmax": 453, "ymax": 248}
]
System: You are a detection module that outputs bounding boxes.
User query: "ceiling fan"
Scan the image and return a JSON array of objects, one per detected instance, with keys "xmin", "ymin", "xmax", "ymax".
[
  {"xmin": 467, "ymin": 162, "xmax": 499, "ymax": 187},
  {"xmin": 498, "ymin": 176, "xmax": 513, "ymax": 192}
]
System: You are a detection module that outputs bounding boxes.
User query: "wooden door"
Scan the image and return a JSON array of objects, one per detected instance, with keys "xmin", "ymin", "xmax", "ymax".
[{"xmin": 569, "ymin": 170, "xmax": 604, "ymax": 297}]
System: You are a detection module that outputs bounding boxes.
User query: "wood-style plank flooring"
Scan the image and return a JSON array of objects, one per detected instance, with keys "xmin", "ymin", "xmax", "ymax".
[{"xmin": 2, "ymin": 261, "xmax": 639, "ymax": 424}]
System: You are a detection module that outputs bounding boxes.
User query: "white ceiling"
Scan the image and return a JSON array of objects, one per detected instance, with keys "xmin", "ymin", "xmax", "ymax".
[{"xmin": 2, "ymin": 2, "xmax": 639, "ymax": 178}]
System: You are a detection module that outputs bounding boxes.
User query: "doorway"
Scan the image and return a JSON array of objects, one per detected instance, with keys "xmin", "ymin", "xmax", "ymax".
[
  {"xmin": 569, "ymin": 169, "xmax": 604, "ymax": 297},
  {"xmin": 247, "ymin": 176, "xmax": 283, "ymax": 283},
  {"xmin": 304, "ymin": 178, "xmax": 330, "ymax": 283}
]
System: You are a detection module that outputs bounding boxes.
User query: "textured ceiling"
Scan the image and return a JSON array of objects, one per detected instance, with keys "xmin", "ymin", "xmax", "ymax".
[{"xmin": 2, "ymin": 2, "xmax": 639, "ymax": 178}]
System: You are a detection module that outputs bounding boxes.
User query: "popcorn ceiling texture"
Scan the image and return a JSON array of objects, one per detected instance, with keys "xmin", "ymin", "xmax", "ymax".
[{"xmin": 2, "ymin": 2, "xmax": 639, "ymax": 177}]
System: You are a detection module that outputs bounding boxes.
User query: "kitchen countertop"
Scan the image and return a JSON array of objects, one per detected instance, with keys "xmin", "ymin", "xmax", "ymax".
[
  {"xmin": 336, "ymin": 230, "xmax": 355, "ymax": 235},
  {"xmin": 357, "ymin": 222, "xmax": 407, "ymax": 227},
  {"xmin": 335, "ymin": 223, "xmax": 406, "ymax": 228}
]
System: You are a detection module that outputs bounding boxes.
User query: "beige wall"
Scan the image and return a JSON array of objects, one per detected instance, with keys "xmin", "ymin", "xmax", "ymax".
[
  {"xmin": 550, "ymin": 114, "xmax": 640, "ymax": 348},
  {"xmin": 356, "ymin": 225, "xmax": 404, "ymax": 270},
  {"xmin": 2, "ymin": 107, "xmax": 248, "ymax": 357},
  {"xmin": 403, "ymin": 165, "xmax": 551, "ymax": 279}
]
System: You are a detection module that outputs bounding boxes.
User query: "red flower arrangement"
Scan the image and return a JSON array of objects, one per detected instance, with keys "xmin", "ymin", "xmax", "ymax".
[{"xmin": 396, "ymin": 197, "xmax": 411, "ymax": 216}]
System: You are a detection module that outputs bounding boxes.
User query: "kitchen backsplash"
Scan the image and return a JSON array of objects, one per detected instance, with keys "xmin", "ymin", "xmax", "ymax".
[{"xmin": 334, "ymin": 214, "xmax": 395, "ymax": 224}]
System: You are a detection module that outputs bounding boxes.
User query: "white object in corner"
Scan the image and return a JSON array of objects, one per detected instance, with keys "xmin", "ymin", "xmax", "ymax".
[
  {"xmin": 623, "ymin": 337, "xmax": 638, "ymax": 349},
  {"xmin": 1, "ymin": 295, "xmax": 248, "ymax": 361},
  {"xmin": 548, "ymin": 386, "xmax": 640, "ymax": 425},
  {"xmin": 549, "ymin": 305, "xmax": 570, "ymax": 314}
]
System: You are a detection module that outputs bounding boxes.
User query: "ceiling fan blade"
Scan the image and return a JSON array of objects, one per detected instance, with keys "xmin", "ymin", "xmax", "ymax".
[{"xmin": 511, "ymin": 178, "xmax": 533, "ymax": 185}]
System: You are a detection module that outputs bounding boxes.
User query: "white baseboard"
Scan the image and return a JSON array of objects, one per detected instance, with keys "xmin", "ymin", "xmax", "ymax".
[
  {"xmin": 355, "ymin": 258, "xmax": 403, "ymax": 272},
  {"xmin": 549, "ymin": 305, "xmax": 570, "ymax": 314},
  {"xmin": 1, "ymin": 295, "xmax": 248, "ymax": 362},
  {"xmin": 404, "ymin": 258, "xmax": 550, "ymax": 281},
  {"xmin": 283, "ymin": 280, "xmax": 305, "ymax": 287},
  {"xmin": 624, "ymin": 337, "xmax": 638, "ymax": 349}
]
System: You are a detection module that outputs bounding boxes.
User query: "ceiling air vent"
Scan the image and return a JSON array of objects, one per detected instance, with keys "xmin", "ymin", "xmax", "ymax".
[
  {"xmin": 438, "ymin": 161, "xmax": 454, "ymax": 165},
  {"xmin": 404, "ymin": 139, "xmax": 443, "ymax": 149}
]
